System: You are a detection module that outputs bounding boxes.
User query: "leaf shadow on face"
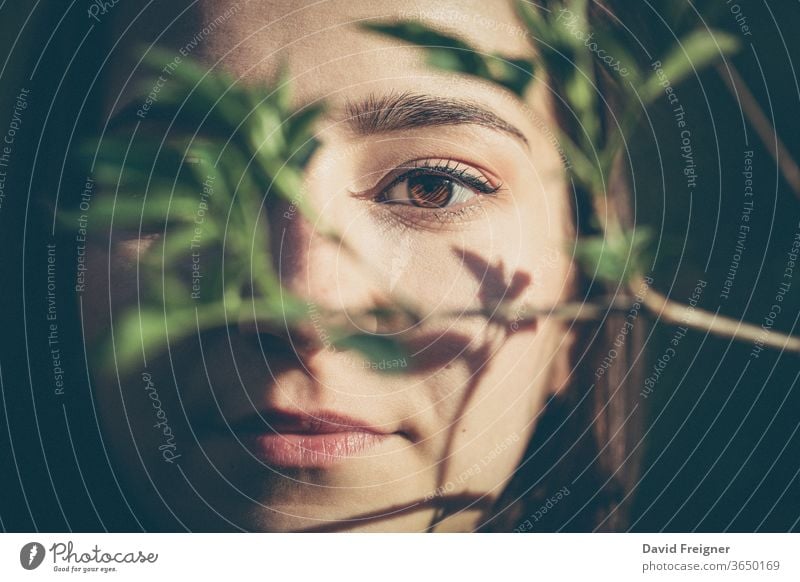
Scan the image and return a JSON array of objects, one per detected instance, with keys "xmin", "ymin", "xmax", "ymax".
[{"xmin": 296, "ymin": 250, "xmax": 538, "ymax": 532}]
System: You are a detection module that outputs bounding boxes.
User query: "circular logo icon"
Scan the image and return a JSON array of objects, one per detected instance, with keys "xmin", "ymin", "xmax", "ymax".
[{"xmin": 20, "ymin": 542, "xmax": 46, "ymax": 570}]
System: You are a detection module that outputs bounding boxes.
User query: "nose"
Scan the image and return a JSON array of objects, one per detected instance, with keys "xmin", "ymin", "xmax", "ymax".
[
  {"xmin": 236, "ymin": 195, "xmax": 383, "ymax": 358},
  {"xmin": 272, "ymin": 198, "xmax": 344, "ymax": 309}
]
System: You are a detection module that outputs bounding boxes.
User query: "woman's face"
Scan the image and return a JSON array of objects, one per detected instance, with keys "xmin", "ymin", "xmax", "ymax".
[{"xmin": 85, "ymin": 0, "xmax": 575, "ymax": 531}]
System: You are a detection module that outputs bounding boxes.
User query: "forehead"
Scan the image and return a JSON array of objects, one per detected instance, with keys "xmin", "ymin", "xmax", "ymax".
[
  {"xmin": 107, "ymin": 0, "xmax": 532, "ymax": 104},
  {"xmin": 191, "ymin": 0, "xmax": 530, "ymax": 55}
]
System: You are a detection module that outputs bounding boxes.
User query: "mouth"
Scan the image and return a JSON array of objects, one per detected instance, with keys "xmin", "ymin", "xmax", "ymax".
[{"xmin": 226, "ymin": 410, "xmax": 395, "ymax": 469}]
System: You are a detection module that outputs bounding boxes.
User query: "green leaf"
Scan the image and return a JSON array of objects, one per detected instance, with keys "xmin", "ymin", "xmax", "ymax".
[
  {"xmin": 485, "ymin": 56, "xmax": 535, "ymax": 97},
  {"xmin": 74, "ymin": 53, "xmax": 321, "ymax": 372},
  {"xmin": 640, "ymin": 29, "xmax": 740, "ymax": 104},
  {"xmin": 332, "ymin": 334, "xmax": 408, "ymax": 373},
  {"xmin": 363, "ymin": 21, "xmax": 534, "ymax": 96},
  {"xmin": 573, "ymin": 227, "xmax": 654, "ymax": 285},
  {"xmin": 589, "ymin": 28, "xmax": 642, "ymax": 84}
]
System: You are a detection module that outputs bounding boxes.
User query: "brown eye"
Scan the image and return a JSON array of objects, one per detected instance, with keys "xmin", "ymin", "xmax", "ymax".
[
  {"xmin": 381, "ymin": 172, "xmax": 482, "ymax": 208},
  {"xmin": 407, "ymin": 175, "xmax": 455, "ymax": 208},
  {"xmin": 375, "ymin": 160, "xmax": 501, "ymax": 210}
]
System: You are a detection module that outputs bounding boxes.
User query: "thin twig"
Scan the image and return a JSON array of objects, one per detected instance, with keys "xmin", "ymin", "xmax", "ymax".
[
  {"xmin": 716, "ymin": 62, "xmax": 800, "ymax": 201},
  {"xmin": 631, "ymin": 276, "xmax": 800, "ymax": 354},
  {"xmin": 296, "ymin": 493, "xmax": 492, "ymax": 532}
]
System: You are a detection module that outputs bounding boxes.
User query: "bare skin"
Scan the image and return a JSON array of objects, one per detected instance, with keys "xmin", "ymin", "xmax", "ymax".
[{"xmin": 85, "ymin": 0, "xmax": 576, "ymax": 532}]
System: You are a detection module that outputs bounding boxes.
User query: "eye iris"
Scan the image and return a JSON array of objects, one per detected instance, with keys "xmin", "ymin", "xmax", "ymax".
[{"xmin": 407, "ymin": 175, "xmax": 454, "ymax": 208}]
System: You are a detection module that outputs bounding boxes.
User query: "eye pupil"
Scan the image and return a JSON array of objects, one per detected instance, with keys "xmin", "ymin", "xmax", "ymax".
[{"xmin": 408, "ymin": 175, "xmax": 453, "ymax": 208}]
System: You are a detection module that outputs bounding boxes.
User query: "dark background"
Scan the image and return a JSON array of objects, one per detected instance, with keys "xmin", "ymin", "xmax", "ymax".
[{"xmin": 0, "ymin": 0, "xmax": 798, "ymax": 531}]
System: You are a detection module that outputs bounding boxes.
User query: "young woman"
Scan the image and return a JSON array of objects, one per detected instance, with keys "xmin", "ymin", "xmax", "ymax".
[{"xmin": 6, "ymin": 0, "xmax": 646, "ymax": 532}]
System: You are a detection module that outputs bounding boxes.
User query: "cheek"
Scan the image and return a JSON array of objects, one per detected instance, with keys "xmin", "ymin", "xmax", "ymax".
[
  {"xmin": 413, "ymin": 323, "xmax": 563, "ymax": 503},
  {"xmin": 372, "ymin": 218, "xmax": 542, "ymax": 311},
  {"xmin": 388, "ymin": 235, "xmax": 569, "ymax": 320}
]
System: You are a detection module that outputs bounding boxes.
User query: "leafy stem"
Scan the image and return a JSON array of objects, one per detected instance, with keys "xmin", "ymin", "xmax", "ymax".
[{"xmin": 363, "ymin": 0, "xmax": 800, "ymax": 354}]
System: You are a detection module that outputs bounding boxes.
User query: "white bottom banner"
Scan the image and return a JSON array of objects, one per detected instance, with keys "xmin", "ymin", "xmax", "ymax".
[{"xmin": 1, "ymin": 534, "xmax": 797, "ymax": 581}]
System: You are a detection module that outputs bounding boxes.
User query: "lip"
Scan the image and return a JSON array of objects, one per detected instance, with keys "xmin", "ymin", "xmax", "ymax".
[{"xmin": 227, "ymin": 410, "xmax": 393, "ymax": 469}]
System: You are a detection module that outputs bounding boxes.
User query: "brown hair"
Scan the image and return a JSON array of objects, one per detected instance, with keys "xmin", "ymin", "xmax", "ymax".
[{"xmin": 481, "ymin": 0, "xmax": 649, "ymax": 532}]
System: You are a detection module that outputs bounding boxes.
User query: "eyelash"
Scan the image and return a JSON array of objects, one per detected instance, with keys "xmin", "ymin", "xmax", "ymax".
[
  {"xmin": 379, "ymin": 159, "xmax": 501, "ymax": 199},
  {"xmin": 372, "ymin": 159, "xmax": 503, "ymax": 227}
]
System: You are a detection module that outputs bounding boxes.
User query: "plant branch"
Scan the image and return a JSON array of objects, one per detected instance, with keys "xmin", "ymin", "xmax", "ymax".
[
  {"xmin": 631, "ymin": 276, "xmax": 800, "ymax": 354},
  {"xmin": 716, "ymin": 62, "xmax": 800, "ymax": 201}
]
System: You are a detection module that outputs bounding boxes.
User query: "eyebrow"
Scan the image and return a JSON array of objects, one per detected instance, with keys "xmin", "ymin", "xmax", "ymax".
[{"xmin": 343, "ymin": 91, "xmax": 529, "ymax": 146}]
